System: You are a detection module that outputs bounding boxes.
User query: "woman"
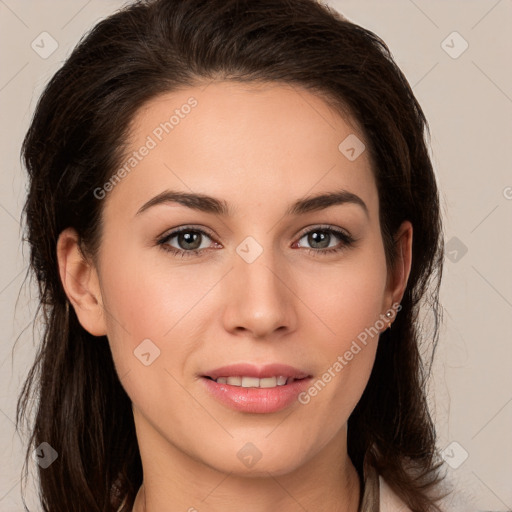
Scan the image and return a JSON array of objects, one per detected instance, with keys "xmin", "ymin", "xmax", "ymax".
[{"xmin": 17, "ymin": 0, "xmax": 448, "ymax": 510}]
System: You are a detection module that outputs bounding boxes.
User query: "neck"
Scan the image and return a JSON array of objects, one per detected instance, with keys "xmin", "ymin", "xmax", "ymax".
[
  {"xmin": 131, "ymin": 427, "xmax": 361, "ymax": 512},
  {"xmin": 133, "ymin": 465, "xmax": 360, "ymax": 512}
]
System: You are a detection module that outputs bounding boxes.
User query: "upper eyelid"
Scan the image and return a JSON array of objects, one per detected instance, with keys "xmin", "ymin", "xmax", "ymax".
[
  {"xmin": 296, "ymin": 224, "xmax": 351, "ymax": 239},
  {"xmin": 159, "ymin": 225, "xmax": 217, "ymax": 242}
]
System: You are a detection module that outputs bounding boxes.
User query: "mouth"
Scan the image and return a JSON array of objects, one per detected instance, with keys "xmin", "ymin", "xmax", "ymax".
[
  {"xmin": 200, "ymin": 363, "xmax": 313, "ymax": 414},
  {"xmin": 203, "ymin": 375, "xmax": 306, "ymax": 387}
]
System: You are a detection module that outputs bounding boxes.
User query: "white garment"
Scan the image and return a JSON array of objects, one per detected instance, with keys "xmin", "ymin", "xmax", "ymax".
[{"xmin": 380, "ymin": 476, "xmax": 413, "ymax": 512}]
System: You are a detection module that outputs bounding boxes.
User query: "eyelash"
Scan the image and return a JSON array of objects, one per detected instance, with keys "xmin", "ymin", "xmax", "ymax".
[{"xmin": 157, "ymin": 225, "xmax": 356, "ymax": 258}]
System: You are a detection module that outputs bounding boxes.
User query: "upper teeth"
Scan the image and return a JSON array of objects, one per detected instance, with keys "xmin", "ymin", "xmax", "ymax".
[{"xmin": 214, "ymin": 376, "xmax": 291, "ymax": 388}]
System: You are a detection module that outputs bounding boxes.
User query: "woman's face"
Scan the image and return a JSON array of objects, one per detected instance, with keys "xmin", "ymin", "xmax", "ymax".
[{"xmin": 65, "ymin": 81, "xmax": 410, "ymax": 478}]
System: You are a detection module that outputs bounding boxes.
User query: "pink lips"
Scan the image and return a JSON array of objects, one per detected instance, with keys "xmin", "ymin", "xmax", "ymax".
[
  {"xmin": 201, "ymin": 363, "xmax": 312, "ymax": 414},
  {"xmin": 204, "ymin": 363, "xmax": 310, "ymax": 380}
]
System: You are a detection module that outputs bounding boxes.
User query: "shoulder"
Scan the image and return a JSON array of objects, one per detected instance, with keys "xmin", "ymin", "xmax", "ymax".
[{"xmin": 379, "ymin": 475, "xmax": 413, "ymax": 512}]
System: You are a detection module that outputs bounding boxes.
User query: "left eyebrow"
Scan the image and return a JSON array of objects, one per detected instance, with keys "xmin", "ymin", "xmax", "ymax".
[
  {"xmin": 286, "ymin": 189, "xmax": 369, "ymax": 218},
  {"xmin": 135, "ymin": 189, "xmax": 369, "ymax": 218}
]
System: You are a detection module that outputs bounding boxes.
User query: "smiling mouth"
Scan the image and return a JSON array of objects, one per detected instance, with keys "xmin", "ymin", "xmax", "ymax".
[
  {"xmin": 201, "ymin": 367, "xmax": 313, "ymax": 413},
  {"xmin": 203, "ymin": 375, "xmax": 307, "ymax": 388}
]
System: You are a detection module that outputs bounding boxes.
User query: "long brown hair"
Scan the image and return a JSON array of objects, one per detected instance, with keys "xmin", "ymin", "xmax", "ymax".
[{"xmin": 17, "ymin": 0, "xmax": 446, "ymax": 510}]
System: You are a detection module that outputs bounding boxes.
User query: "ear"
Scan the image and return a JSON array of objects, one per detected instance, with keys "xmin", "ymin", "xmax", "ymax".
[
  {"xmin": 56, "ymin": 227, "xmax": 107, "ymax": 336},
  {"xmin": 383, "ymin": 220, "xmax": 413, "ymax": 313}
]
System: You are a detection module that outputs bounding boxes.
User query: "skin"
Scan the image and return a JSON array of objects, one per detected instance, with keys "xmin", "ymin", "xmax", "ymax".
[{"xmin": 57, "ymin": 81, "xmax": 412, "ymax": 512}]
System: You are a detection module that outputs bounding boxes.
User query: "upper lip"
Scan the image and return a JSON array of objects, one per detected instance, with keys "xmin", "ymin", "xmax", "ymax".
[{"xmin": 203, "ymin": 363, "xmax": 311, "ymax": 380}]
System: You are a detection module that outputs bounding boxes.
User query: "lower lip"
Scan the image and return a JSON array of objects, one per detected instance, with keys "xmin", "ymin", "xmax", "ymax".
[{"xmin": 201, "ymin": 377, "xmax": 313, "ymax": 414}]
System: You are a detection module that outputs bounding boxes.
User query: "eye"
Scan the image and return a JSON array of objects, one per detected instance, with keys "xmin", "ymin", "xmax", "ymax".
[
  {"xmin": 157, "ymin": 227, "xmax": 219, "ymax": 257},
  {"xmin": 157, "ymin": 225, "xmax": 355, "ymax": 258},
  {"xmin": 294, "ymin": 226, "xmax": 355, "ymax": 255}
]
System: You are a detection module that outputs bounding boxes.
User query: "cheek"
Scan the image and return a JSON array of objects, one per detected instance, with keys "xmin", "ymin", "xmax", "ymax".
[
  {"xmin": 97, "ymin": 259, "xmax": 205, "ymax": 422},
  {"xmin": 297, "ymin": 279, "xmax": 381, "ymax": 432},
  {"xmin": 99, "ymin": 245, "xmax": 212, "ymax": 336},
  {"xmin": 303, "ymin": 248, "xmax": 388, "ymax": 345},
  {"xmin": 97, "ymin": 248, "xmax": 220, "ymax": 379},
  {"xmin": 295, "ymin": 245, "xmax": 387, "ymax": 414}
]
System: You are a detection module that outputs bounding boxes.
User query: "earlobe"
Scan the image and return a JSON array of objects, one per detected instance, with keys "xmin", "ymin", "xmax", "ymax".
[{"xmin": 56, "ymin": 228, "xmax": 107, "ymax": 336}]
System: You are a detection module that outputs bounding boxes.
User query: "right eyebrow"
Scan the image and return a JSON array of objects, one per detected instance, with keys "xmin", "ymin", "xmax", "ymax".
[{"xmin": 136, "ymin": 190, "xmax": 231, "ymax": 216}]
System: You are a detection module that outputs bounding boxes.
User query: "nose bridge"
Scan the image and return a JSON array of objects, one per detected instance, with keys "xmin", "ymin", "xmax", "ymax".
[{"xmin": 223, "ymin": 234, "xmax": 296, "ymax": 337}]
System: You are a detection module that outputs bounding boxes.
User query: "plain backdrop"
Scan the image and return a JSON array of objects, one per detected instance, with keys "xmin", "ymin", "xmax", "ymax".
[{"xmin": 0, "ymin": 1, "xmax": 511, "ymax": 511}]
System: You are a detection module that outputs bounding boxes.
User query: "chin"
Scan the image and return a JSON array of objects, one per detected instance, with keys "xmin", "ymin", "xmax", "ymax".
[{"xmin": 200, "ymin": 443, "xmax": 307, "ymax": 477}]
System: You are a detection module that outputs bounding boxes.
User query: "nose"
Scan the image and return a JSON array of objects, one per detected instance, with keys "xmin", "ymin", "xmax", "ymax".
[{"xmin": 222, "ymin": 245, "xmax": 298, "ymax": 339}]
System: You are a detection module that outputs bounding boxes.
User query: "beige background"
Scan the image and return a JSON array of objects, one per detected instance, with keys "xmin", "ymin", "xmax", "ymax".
[{"xmin": 0, "ymin": 1, "xmax": 510, "ymax": 510}]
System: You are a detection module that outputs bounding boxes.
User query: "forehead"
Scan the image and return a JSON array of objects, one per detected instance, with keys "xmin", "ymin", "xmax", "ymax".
[{"xmin": 104, "ymin": 81, "xmax": 378, "ymax": 219}]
